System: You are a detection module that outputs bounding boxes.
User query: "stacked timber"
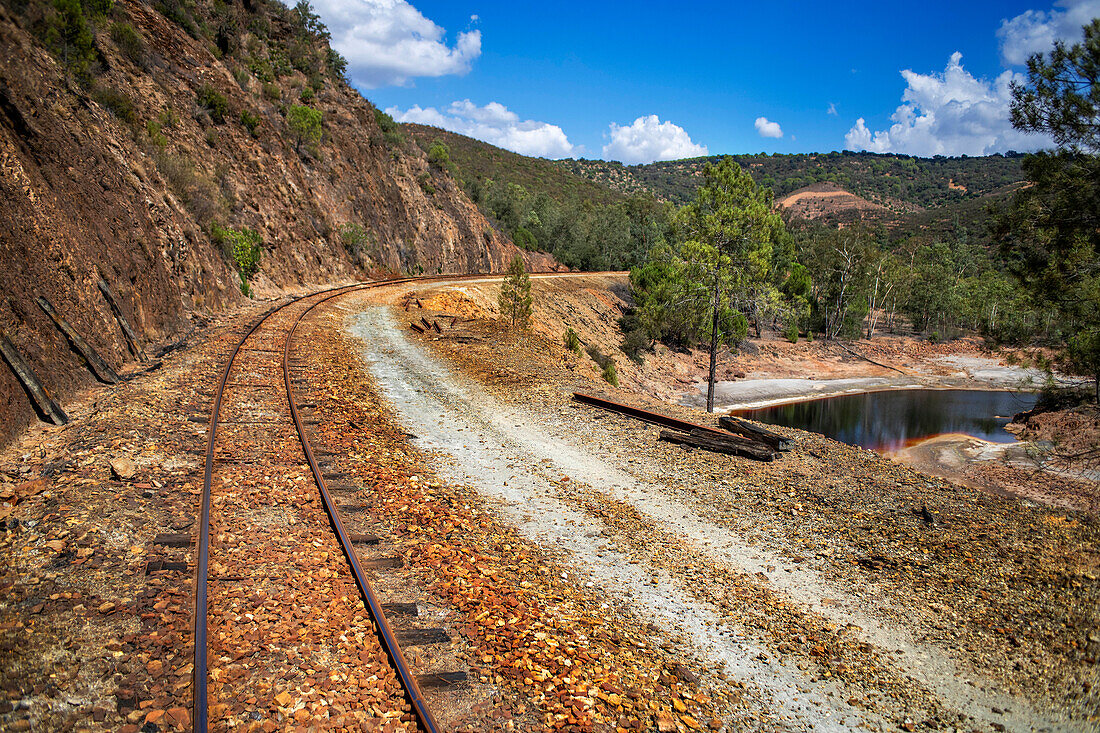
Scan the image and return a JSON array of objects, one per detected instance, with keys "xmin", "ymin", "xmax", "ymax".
[
  {"xmin": 571, "ymin": 392, "xmax": 789, "ymax": 462},
  {"xmin": 718, "ymin": 415, "xmax": 792, "ymax": 451}
]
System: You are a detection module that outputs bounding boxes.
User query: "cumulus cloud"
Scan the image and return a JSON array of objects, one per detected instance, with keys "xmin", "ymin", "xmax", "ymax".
[
  {"xmin": 844, "ymin": 52, "xmax": 1052, "ymax": 156},
  {"xmin": 754, "ymin": 117, "xmax": 783, "ymax": 138},
  {"xmin": 311, "ymin": 0, "xmax": 481, "ymax": 88},
  {"xmin": 997, "ymin": 0, "xmax": 1100, "ymax": 66},
  {"xmin": 601, "ymin": 115, "xmax": 708, "ymax": 165},
  {"xmin": 386, "ymin": 100, "xmax": 579, "ymax": 158},
  {"xmin": 827, "ymin": 102, "xmax": 838, "ymax": 116}
]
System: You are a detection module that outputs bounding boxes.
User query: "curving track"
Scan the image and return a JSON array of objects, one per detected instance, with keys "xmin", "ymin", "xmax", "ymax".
[{"xmin": 194, "ymin": 281, "xmax": 437, "ymax": 732}]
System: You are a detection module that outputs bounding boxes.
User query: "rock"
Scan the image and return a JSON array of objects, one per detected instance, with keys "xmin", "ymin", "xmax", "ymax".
[
  {"xmin": 165, "ymin": 707, "xmax": 189, "ymax": 729},
  {"xmin": 110, "ymin": 457, "xmax": 137, "ymax": 481},
  {"xmin": 656, "ymin": 713, "xmax": 677, "ymax": 732}
]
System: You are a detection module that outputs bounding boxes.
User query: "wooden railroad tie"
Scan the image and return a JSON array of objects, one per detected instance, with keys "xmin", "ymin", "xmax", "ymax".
[
  {"xmin": 416, "ymin": 672, "xmax": 467, "ymax": 689},
  {"xmin": 395, "ymin": 628, "xmax": 449, "ymax": 647},
  {"xmin": 97, "ymin": 279, "xmax": 147, "ymax": 362},
  {"xmin": 382, "ymin": 602, "xmax": 418, "ymax": 617},
  {"xmin": 0, "ymin": 330, "xmax": 68, "ymax": 425},
  {"xmin": 154, "ymin": 533, "xmax": 192, "ymax": 547},
  {"xmin": 360, "ymin": 556, "xmax": 403, "ymax": 570}
]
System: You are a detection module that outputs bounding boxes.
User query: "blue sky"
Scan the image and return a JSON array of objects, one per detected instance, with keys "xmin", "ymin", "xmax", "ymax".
[{"xmin": 309, "ymin": 0, "xmax": 1100, "ymax": 163}]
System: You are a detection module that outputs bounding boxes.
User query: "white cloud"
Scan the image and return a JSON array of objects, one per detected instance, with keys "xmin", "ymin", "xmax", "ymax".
[
  {"xmin": 601, "ymin": 115, "xmax": 708, "ymax": 164},
  {"xmin": 827, "ymin": 102, "xmax": 838, "ymax": 116},
  {"xmin": 386, "ymin": 100, "xmax": 579, "ymax": 159},
  {"xmin": 311, "ymin": 0, "xmax": 481, "ymax": 88},
  {"xmin": 754, "ymin": 116, "xmax": 783, "ymax": 138},
  {"xmin": 997, "ymin": 0, "xmax": 1100, "ymax": 66},
  {"xmin": 844, "ymin": 52, "xmax": 1052, "ymax": 156}
]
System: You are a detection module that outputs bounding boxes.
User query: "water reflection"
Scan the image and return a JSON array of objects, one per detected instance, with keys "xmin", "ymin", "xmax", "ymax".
[{"xmin": 732, "ymin": 389, "xmax": 1039, "ymax": 451}]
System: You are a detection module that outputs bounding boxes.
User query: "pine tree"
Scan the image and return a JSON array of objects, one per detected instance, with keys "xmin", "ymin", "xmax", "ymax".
[{"xmin": 498, "ymin": 255, "xmax": 532, "ymax": 329}]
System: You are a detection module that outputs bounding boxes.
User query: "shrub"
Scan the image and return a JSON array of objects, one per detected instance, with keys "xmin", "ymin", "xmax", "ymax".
[
  {"xmin": 145, "ymin": 119, "xmax": 167, "ymax": 148},
  {"xmin": 512, "ymin": 226, "xmax": 536, "ymax": 250},
  {"xmin": 212, "ymin": 224, "xmax": 262, "ymax": 278},
  {"xmin": 287, "ymin": 104, "xmax": 322, "ymax": 153},
  {"xmin": 373, "ymin": 108, "xmax": 403, "ymax": 148},
  {"xmin": 93, "ymin": 84, "xmax": 136, "ymax": 123},
  {"xmin": 298, "ymin": 85, "xmax": 314, "ymax": 103},
  {"xmin": 427, "ymin": 140, "xmax": 451, "ymax": 171},
  {"xmin": 238, "ymin": 271, "xmax": 252, "ymax": 298},
  {"xmin": 602, "ymin": 359, "xmax": 619, "ymax": 387},
  {"xmin": 585, "ymin": 344, "xmax": 619, "ymax": 385},
  {"xmin": 783, "ymin": 321, "xmax": 799, "ymax": 344},
  {"xmin": 158, "ymin": 107, "xmax": 179, "ymax": 129},
  {"xmin": 154, "ymin": 151, "xmax": 221, "ymax": 225},
  {"xmin": 620, "ymin": 327, "xmax": 649, "ymax": 365},
  {"xmin": 417, "ymin": 171, "xmax": 434, "ymax": 195},
  {"xmin": 338, "ymin": 222, "xmax": 370, "ymax": 257},
  {"xmin": 232, "ymin": 65, "xmax": 249, "ymax": 89},
  {"xmin": 262, "ymin": 82, "xmax": 281, "ymax": 101},
  {"xmin": 197, "ymin": 83, "xmax": 228, "ymax": 124},
  {"xmin": 239, "ymin": 109, "xmax": 260, "ymax": 137},
  {"xmin": 109, "ymin": 21, "xmax": 144, "ymax": 65},
  {"xmin": 564, "ymin": 327, "xmax": 582, "ymax": 355}
]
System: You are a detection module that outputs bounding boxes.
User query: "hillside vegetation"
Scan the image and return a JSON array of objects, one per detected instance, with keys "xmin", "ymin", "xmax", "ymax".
[
  {"xmin": 562, "ymin": 151, "xmax": 1027, "ymax": 211},
  {"xmin": 403, "ymin": 124, "xmax": 673, "ymax": 271},
  {"xmin": 0, "ymin": 0, "xmax": 551, "ymax": 444}
]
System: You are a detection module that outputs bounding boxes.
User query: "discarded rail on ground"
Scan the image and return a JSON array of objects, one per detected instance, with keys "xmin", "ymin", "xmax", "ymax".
[{"xmin": 572, "ymin": 392, "xmax": 790, "ymax": 461}]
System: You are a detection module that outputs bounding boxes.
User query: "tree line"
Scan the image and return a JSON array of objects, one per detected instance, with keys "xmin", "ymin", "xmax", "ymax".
[{"xmin": 623, "ymin": 19, "xmax": 1100, "ymax": 404}]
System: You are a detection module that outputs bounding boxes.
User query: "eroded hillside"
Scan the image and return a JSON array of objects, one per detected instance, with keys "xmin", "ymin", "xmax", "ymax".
[{"xmin": 0, "ymin": 0, "xmax": 554, "ymax": 445}]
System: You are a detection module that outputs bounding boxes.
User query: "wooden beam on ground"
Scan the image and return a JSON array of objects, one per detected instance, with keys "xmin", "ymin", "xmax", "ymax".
[
  {"xmin": 718, "ymin": 415, "xmax": 792, "ymax": 451},
  {"xmin": 36, "ymin": 296, "xmax": 120, "ymax": 384},
  {"xmin": 0, "ymin": 331, "xmax": 68, "ymax": 425},
  {"xmin": 573, "ymin": 391, "xmax": 729, "ymax": 437},
  {"xmin": 658, "ymin": 429, "xmax": 776, "ymax": 462},
  {"xmin": 97, "ymin": 279, "xmax": 147, "ymax": 362}
]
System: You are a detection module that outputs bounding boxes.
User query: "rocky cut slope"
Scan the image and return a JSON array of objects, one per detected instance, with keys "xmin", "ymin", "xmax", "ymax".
[{"xmin": 0, "ymin": 0, "xmax": 555, "ymax": 445}]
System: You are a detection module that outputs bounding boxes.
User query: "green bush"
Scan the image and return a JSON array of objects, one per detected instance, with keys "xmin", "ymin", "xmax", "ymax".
[
  {"xmin": 239, "ymin": 109, "xmax": 260, "ymax": 137},
  {"xmin": 287, "ymin": 104, "xmax": 322, "ymax": 153},
  {"xmin": 238, "ymin": 271, "xmax": 252, "ymax": 298},
  {"xmin": 417, "ymin": 171, "xmax": 435, "ymax": 195},
  {"xmin": 602, "ymin": 360, "xmax": 619, "ymax": 387},
  {"xmin": 93, "ymin": 84, "xmax": 136, "ymax": 123},
  {"xmin": 338, "ymin": 222, "xmax": 370, "ymax": 257},
  {"xmin": 262, "ymin": 82, "xmax": 281, "ymax": 102},
  {"xmin": 197, "ymin": 83, "xmax": 228, "ymax": 124},
  {"xmin": 373, "ymin": 108, "xmax": 403, "ymax": 148},
  {"xmin": 564, "ymin": 327, "xmax": 582, "ymax": 355},
  {"xmin": 585, "ymin": 344, "xmax": 619, "ymax": 385},
  {"xmin": 145, "ymin": 119, "xmax": 167, "ymax": 148},
  {"xmin": 298, "ymin": 85, "xmax": 314, "ymax": 103},
  {"xmin": 109, "ymin": 21, "xmax": 144, "ymax": 65},
  {"xmin": 213, "ymin": 224, "xmax": 262, "ymax": 278},
  {"xmin": 232, "ymin": 65, "xmax": 249, "ymax": 89},
  {"xmin": 783, "ymin": 321, "xmax": 799, "ymax": 344},
  {"xmin": 427, "ymin": 140, "xmax": 451, "ymax": 171}
]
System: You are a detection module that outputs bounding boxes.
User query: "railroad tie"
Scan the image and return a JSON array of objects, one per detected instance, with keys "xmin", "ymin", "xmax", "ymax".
[
  {"xmin": 416, "ymin": 672, "xmax": 467, "ymax": 689},
  {"xmin": 395, "ymin": 628, "xmax": 450, "ymax": 647}
]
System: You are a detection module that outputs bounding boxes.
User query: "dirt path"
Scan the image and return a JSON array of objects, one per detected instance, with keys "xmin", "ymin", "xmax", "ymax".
[{"xmin": 344, "ymin": 296, "xmax": 1084, "ymax": 732}]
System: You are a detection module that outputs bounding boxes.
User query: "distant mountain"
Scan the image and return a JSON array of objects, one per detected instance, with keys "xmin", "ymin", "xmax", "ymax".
[
  {"xmin": 400, "ymin": 124, "xmax": 1030, "ymax": 245},
  {"xmin": 560, "ymin": 151, "xmax": 1027, "ymax": 213}
]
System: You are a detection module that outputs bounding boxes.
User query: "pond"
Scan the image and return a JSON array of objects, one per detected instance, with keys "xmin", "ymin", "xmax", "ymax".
[{"xmin": 731, "ymin": 388, "xmax": 1040, "ymax": 451}]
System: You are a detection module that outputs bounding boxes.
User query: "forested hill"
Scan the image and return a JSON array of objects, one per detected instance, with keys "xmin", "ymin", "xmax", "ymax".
[
  {"xmin": 403, "ymin": 124, "xmax": 628, "ymax": 207},
  {"xmin": 560, "ymin": 152, "xmax": 1027, "ymax": 213}
]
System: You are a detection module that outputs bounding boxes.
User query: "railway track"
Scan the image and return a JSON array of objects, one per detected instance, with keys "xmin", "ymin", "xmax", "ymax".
[{"xmin": 194, "ymin": 282, "xmax": 443, "ymax": 732}]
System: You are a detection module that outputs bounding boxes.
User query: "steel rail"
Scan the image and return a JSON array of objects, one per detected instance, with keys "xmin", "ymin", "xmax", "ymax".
[
  {"xmin": 193, "ymin": 284, "xmax": 366, "ymax": 732},
  {"xmin": 195, "ymin": 271, "xmax": 546, "ymax": 731},
  {"xmin": 282, "ymin": 286, "xmax": 441, "ymax": 733}
]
